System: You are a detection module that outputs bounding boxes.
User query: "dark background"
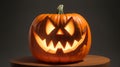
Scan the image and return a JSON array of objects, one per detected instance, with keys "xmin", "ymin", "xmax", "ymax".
[{"xmin": 0, "ymin": 0, "xmax": 120, "ymax": 67}]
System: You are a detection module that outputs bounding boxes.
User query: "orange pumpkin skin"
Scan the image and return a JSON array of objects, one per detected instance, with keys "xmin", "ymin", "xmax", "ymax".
[{"xmin": 29, "ymin": 13, "xmax": 91, "ymax": 63}]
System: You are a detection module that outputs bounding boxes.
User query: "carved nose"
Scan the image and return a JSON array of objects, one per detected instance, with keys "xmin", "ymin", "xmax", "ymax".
[{"xmin": 56, "ymin": 29, "xmax": 64, "ymax": 35}]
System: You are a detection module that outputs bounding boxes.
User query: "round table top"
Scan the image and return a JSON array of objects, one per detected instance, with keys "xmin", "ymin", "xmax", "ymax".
[{"xmin": 10, "ymin": 55, "xmax": 110, "ymax": 67}]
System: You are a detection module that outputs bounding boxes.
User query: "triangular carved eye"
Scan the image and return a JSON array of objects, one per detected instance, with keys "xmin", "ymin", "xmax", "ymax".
[
  {"xmin": 64, "ymin": 20, "xmax": 75, "ymax": 36},
  {"xmin": 46, "ymin": 19, "xmax": 55, "ymax": 35}
]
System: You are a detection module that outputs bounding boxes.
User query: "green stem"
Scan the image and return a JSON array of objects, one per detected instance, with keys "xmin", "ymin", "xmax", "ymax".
[{"xmin": 57, "ymin": 4, "xmax": 64, "ymax": 14}]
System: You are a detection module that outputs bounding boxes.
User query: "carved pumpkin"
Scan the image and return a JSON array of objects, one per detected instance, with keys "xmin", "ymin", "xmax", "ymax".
[{"xmin": 29, "ymin": 4, "xmax": 91, "ymax": 63}]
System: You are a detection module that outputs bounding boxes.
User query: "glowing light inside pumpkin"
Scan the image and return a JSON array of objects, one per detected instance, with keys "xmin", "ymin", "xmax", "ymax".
[
  {"xmin": 64, "ymin": 20, "xmax": 75, "ymax": 36},
  {"xmin": 33, "ymin": 31, "xmax": 86, "ymax": 54},
  {"xmin": 46, "ymin": 20, "xmax": 55, "ymax": 35}
]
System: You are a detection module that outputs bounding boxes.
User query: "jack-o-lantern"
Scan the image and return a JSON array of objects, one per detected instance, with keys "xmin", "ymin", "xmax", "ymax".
[{"xmin": 29, "ymin": 4, "xmax": 91, "ymax": 63}]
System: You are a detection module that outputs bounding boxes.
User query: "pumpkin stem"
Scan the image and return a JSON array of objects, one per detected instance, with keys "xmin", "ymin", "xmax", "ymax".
[{"xmin": 57, "ymin": 4, "xmax": 64, "ymax": 14}]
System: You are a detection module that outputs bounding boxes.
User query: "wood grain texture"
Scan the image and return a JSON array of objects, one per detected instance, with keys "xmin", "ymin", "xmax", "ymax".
[{"xmin": 10, "ymin": 55, "xmax": 110, "ymax": 67}]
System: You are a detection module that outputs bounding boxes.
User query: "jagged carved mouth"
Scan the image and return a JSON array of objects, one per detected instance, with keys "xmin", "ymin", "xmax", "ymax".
[{"xmin": 33, "ymin": 31, "xmax": 86, "ymax": 54}]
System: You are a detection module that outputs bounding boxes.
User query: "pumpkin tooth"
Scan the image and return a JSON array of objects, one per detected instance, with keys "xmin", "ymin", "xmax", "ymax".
[
  {"xmin": 42, "ymin": 39, "xmax": 46, "ymax": 46},
  {"xmin": 56, "ymin": 49, "xmax": 64, "ymax": 54},
  {"xmin": 42, "ymin": 39, "xmax": 48, "ymax": 50},
  {"xmin": 72, "ymin": 40, "xmax": 79, "ymax": 50},
  {"xmin": 65, "ymin": 42, "xmax": 71, "ymax": 50},
  {"xmin": 55, "ymin": 41, "xmax": 64, "ymax": 49},
  {"xmin": 48, "ymin": 41, "xmax": 55, "ymax": 49}
]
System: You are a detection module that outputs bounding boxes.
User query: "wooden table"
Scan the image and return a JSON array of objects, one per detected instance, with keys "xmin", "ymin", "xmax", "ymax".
[{"xmin": 10, "ymin": 55, "xmax": 110, "ymax": 67}]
